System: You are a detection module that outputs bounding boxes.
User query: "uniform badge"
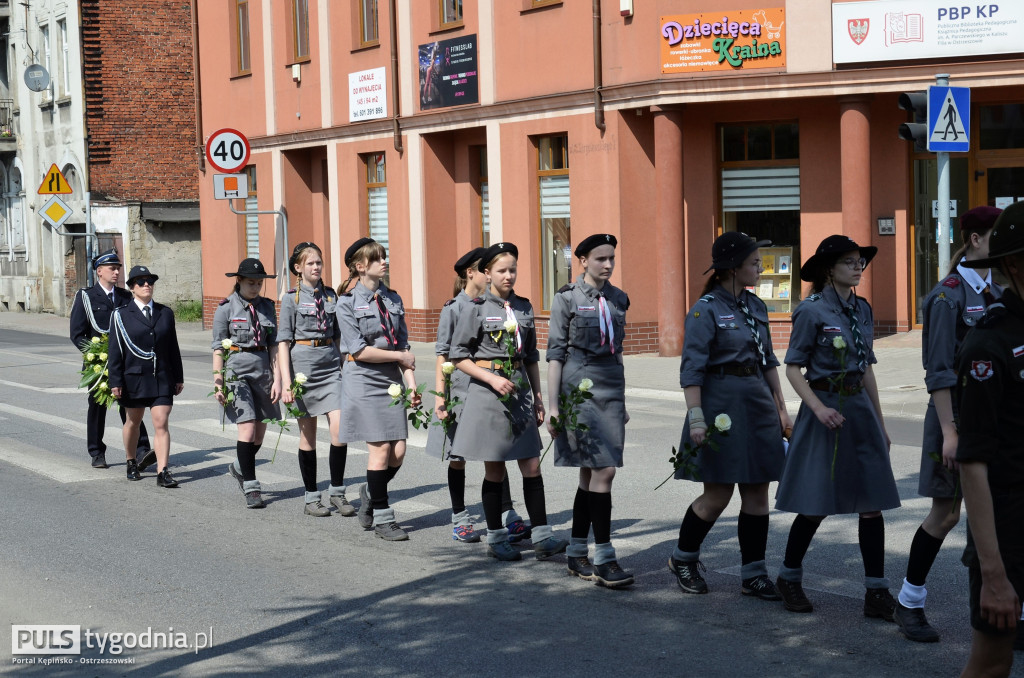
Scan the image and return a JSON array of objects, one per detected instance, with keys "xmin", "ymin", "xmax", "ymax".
[
  {"xmin": 823, "ymin": 326, "xmax": 842, "ymax": 333},
  {"xmin": 354, "ymin": 305, "xmax": 370, "ymax": 311},
  {"xmin": 970, "ymin": 360, "xmax": 994, "ymax": 381},
  {"xmin": 577, "ymin": 306, "xmax": 595, "ymax": 312},
  {"xmin": 966, "ymin": 305, "xmax": 984, "ymax": 313},
  {"xmin": 942, "ymin": 277, "xmax": 960, "ymax": 289},
  {"xmin": 300, "ymin": 303, "xmax": 316, "ymax": 307},
  {"xmin": 730, "ymin": 322, "xmax": 737, "ymax": 328},
  {"xmin": 1013, "ymin": 344, "xmax": 1024, "ymax": 358},
  {"xmin": 719, "ymin": 314, "xmax": 734, "ymax": 321},
  {"xmin": 485, "ymin": 316, "xmax": 502, "ymax": 321},
  {"xmin": 693, "ymin": 311, "xmax": 700, "ymax": 318}
]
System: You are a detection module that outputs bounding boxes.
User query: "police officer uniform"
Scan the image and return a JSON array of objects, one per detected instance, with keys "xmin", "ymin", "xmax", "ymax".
[{"xmin": 69, "ymin": 249, "xmax": 151, "ymax": 468}]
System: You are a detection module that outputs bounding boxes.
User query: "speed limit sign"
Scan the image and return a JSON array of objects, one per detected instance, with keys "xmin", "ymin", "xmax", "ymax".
[{"xmin": 205, "ymin": 128, "xmax": 251, "ymax": 174}]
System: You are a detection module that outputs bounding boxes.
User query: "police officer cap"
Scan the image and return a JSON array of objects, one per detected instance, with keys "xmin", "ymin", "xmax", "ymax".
[
  {"xmin": 481, "ymin": 242, "xmax": 519, "ymax": 267},
  {"xmin": 574, "ymin": 234, "xmax": 617, "ymax": 258},
  {"xmin": 453, "ymin": 247, "xmax": 485, "ymax": 276},
  {"xmin": 704, "ymin": 231, "xmax": 771, "ymax": 274},
  {"xmin": 962, "ymin": 201, "xmax": 1024, "ymax": 269},
  {"xmin": 960, "ymin": 205, "xmax": 1002, "ymax": 233},
  {"xmin": 126, "ymin": 265, "xmax": 159, "ymax": 286},
  {"xmin": 226, "ymin": 258, "xmax": 276, "ymax": 279},
  {"xmin": 344, "ymin": 237, "xmax": 377, "ymax": 267},
  {"xmin": 93, "ymin": 248, "xmax": 122, "ymax": 269},
  {"xmin": 288, "ymin": 241, "xmax": 322, "ymax": 274},
  {"xmin": 799, "ymin": 234, "xmax": 878, "ymax": 282}
]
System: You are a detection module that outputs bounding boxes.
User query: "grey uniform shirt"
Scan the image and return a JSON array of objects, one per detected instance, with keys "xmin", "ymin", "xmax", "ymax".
[
  {"xmin": 277, "ymin": 283, "xmax": 341, "ymax": 343},
  {"xmin": 680, "ymin": 285, "xmax": 779, "ymax": 388},
  {"xmin": 449, "ymin": 290, "xmax": 540, "ymax": 363},
  {"xmin": 210, "ymin": 292, "xmax": 278, "ymax": 350},
  {"xmin": 435, "ymin": 291, "xmax": 473, "ymax": 356},
  {"xmin": 336, "ymin": 281, "xmax": 409, "ymax": 354},
  {"xmin": 784, "ymin": 286, "xmax": 876, "ymax": 381},
  {"xmin": 546, "ymin": 276, "xmax": 628, "ymax": 363}
]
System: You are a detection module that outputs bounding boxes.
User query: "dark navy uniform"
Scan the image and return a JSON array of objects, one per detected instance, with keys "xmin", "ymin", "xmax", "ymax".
[
  {"xmin": 107, "ymin": 301, "xmax": 184, "ymax": 407},
  {"xmin": 69, "ymin": 283, "xmax": 151, "ymax": 460}
]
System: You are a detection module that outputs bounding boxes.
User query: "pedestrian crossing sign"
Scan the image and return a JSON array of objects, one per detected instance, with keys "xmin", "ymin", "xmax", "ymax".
[{"xmin": 927, "ymin": 85, "xmax": 970, "ymax": 153}]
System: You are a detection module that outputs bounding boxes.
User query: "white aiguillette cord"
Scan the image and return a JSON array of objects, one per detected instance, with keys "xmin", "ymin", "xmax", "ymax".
[{"xmin": 113, "ymin": 309, "xmax": 158, "ymax": 375}]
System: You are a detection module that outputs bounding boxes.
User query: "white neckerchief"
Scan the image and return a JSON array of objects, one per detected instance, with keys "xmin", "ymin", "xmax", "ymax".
[
  {"xmin": 503, "ymin": 301, "xmax": 522, "ymax": 351},
  {"xmin": 956, "ymin": 258, "xmax": 992, "ymax": 294},
  {"xmin": 597, "ymin": 294, "xmax": 614, "ymax": 354}
]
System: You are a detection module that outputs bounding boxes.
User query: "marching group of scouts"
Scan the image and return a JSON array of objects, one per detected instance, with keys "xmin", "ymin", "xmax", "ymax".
[{"xmin": 70, "ymin": 203, "xmax": 1024, "ymax": 676}]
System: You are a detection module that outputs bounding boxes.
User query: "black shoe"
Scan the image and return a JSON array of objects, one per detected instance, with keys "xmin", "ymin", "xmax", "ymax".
[
  {"xmin": 126, "ymin": 459, "xmax": 141, "ymax": 481},
  {"xmin": 742, "ymin": 574, "xmax": 782, "ymax": 601},
  {"xmin": 137, "ymin": 449, "xmax": 157, "ymax": 472},
  {"xmin": 776, "ymin": 576, "xmax": 813, "ymax": 613},
  {"xmin": 157, "ymin": 468, "xmax": 179, "ymax": 488},
  {"xmin": 567, "ymin": 556, "xmax": 595, "ymax": 580},
  {"xmin": 668, "ymin": 557, "xmax": 708, "ymax": 594},
  {"xmin": 91, "ymin": 455, "xmax": 108, "ymax": 469},
  {"xmin": 227, "ymin": 463, "xmax": 245, "ymax": 494},
  {"xmin": 893, "ymin": 603, "xmax": 940, "ymax": 642},
  {"xmin": 864, "ymin": 588, "xmax": 897, "ymax": 622},
  {"xmin": 593, "ymin": 561, "xmax": 635, "ymax": 588},
  {"xmin": 245, "ymin": 490, "xmax": 266, "ymax": 509}
]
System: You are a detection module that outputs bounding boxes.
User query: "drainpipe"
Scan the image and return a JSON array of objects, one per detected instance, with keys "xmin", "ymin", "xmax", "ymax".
[
  {"xmin": 592, "ymin": 0, "xmax": 605, "ymax": 133},
  {"xmin": 389, "ymin": 0, "xmax": 403, "ymax": 154},
  {"xmin": 191, "ymin": 0, "xmax": 206, "ymax": 173}
]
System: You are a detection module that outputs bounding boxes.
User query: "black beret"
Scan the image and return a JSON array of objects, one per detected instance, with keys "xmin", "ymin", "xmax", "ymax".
[
  {"xmin": 344, "ymin": 237, "xmax": 377, "ymax": 267},
  {"xmin": 959, "ymin": 206, "xmax": 1001, "ymax": 233},
  {"xmin": 289, "ymin": 242, "xmax": 322, "ymax": 274},
  {"xmin": 573, "ymin": 233, "xmax": 617, "ymax": 258},
  {"xmin": 453, "ymin": 247, "xmax": 486, "ymax": 276},
  {"xmin": 480, "ymin": 242, "xmax": 518, "ymax": 267}
]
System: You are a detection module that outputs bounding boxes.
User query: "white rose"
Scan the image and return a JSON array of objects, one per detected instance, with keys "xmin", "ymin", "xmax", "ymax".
[
  {"xmin": 91, "ymin": 337, "xmax": 101, "ymax": 344},
  {"xmin": 97, "ymin": 381, "xmax": 108, "ymax": 391},
  {"xmin": 221, "ymin": 338, "xmax": 234, "ymax": 350},
  {"xmin": 714, "ymin": 413, "xmax": 732, "ymax": 432},
  {"xmin": 578, "ymin": 378, "xmax": 594, "ymax": 392},
  {"xmin": 93, "ymin": 365, "xmax": 102, "ymax": 374},
  {"xmin": 99, "ymin": 353, "xmax": 107, "ymax": 361},
  {"xmin": 832, "ymin": 336, "xmax": 847, "ymax": 350},
  {"xmin": 86, "ymin": 352, "xmax": 95, "ymax": 361},
  {"xmin": 441, "ymin": 362, "xmax": 455, "ymax": 375},
  {"xmin": 294, "ymin": 373, "xmax": 308, "ymax": 385},
  {"xmin": 387, "ymin": 383, "xmax": 403, "ymax": 398},
  {"xmin": 503, "ymin": 319, "xmax": 518, "ymax": 333}
]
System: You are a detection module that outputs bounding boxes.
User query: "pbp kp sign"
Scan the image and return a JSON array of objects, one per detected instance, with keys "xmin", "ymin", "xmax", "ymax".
[{"xmin": 12, "ymin": 625, "xmax": 81, "ymax": 654}]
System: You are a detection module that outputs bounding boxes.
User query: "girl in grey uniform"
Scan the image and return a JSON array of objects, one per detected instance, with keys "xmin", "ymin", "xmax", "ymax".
[
  {"xmin": 774, "ymin": 235, "xmax": 901, "ymax": 620},
  {"xmin": 449, "ymin": 242, "xmax": 569, "ymax": 562},
  {"xmin": 547, "ymin": 233, "xmax": 633, "ymax": 588},
  {"xmin": 668, "ymin": 232, "xmax": 790, "ymax": 600},
  {"xmin": 212, "ymin": 258, "xmax": 281, "ymax": 509},
  {"xmin": 894, "ymin": 206, "xmax": 1002, "ymax": 642},
  {"xmin": 426, "ymin": 247, "xmax": 528, "ymax": 544},
  {"xmin": 336, "ymin": 238, "xmax": 418, "ymax": 542},
  {"xmin": 277, "ymin": 242, "xmax": 351, "ymax": 518}
]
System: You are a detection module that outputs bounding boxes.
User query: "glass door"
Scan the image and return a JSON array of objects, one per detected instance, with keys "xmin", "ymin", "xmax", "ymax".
[{"xmin": 977, "ymin": 160, "xmax": 1024, "ymax": 209}]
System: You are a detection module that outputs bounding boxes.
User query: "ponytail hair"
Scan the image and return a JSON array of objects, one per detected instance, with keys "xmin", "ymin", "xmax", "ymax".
[
  {"xmin": 452, "ymin": 257, "xmax": 481, "ymax": 297},
  {"xmin": 700, "ymin": 271, "xmax": 725, "ymax": 297},
  {"xmin": 336, "ymin": 240, "xmax": 388, "ymax": 296}
]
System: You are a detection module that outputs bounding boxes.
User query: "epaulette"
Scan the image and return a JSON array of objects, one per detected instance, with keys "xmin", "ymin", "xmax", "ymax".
[
  {"xmin": 806, "ymin": 293, "xmax": 822, "ymax": 302},
  {"xmin": 287, "ymin": 288, "xmax": 296, "ymax": 294},
  {"xmin": 556, "ymin": 283, "xmax": 574, "ymax": 294},
  {"xmin": 443, "ymin": 298, "xmax": 458, "ymax": 307},
  {"xmin": 941, "ymin": 276, "xmax": 960, "ymax": 289},
  {"xmin": 218, "ymin": 298, "xmax": 230, "ymax": 306},
  {"xmin": 471, "ymin": 297, "xmax": 485, "ymax": 304},
  {"xmin": 699, "ymin": 294, "xmax": 714, "ymax": 303}
]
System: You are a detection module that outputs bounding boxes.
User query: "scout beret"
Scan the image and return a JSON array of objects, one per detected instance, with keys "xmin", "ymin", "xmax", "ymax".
[
  {"xmin": 289, "ymin": 241, "xmax": 322, "ymax": 274},
  {"xmin": 344, "ymin": 237, "xmax": 377, "ymax": 267},
  {"xmin": 959, "ymin": 206, "xmax": 1002, "ymax": 233},
  {"xmin": 963, "ymin": 201, "xmax": 1024, "ymax": 269},
  {"xmin": 573, "ymin": 233, "xmax": 617, "ymax": 258},
  {"xmin": 481, "ymin": 242, "xmax": 518, "ymax": 267},
  {"xmin": 453, "ymin": 247, "xmax": 485, "ymax": 276}
]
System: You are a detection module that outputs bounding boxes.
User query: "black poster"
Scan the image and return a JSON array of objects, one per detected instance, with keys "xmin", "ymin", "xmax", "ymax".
[{"xmin": 418, "ymin": 34, "xmax": 479, "ymax": 110}]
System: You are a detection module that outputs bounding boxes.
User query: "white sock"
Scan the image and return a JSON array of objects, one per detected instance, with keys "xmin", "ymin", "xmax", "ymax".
[{"xmin": 898, "ymin": 578, "xmax": 927, "ymax": 609}]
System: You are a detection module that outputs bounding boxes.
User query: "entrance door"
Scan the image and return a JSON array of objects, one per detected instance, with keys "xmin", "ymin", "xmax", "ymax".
[{"xmin": 976, "ymin": 159, "xmax": 1024, "ymax": 210}]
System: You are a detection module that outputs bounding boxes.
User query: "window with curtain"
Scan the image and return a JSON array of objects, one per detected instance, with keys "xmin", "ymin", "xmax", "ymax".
[
  {"xmin": 538, "ymin": 134, "xmax": 570, "ymax": 310},
  {"xmin": 292, "ymin": 0, "xmax": 309, "ymax": 62},
  {"xmin": 478, "ymin": 147, "xmax": 489, "ymax": 247},
  {"xmin": 243, "ymin": 166, "xmax": 259, "ymax": 259},
  {"xmin": 359, "ymin": 0, "xmax": 379, "ymax": 46},
  {"xmin": 57, "ymin": 19, "xmax": 68, "ymax": 97},
  {"xmin": 235, "ymin": 0, "xmax": 251, "ymax": 74},
  {"xmin": 364, "ymin": 152, "xmax": 388, "ymax": 251}
]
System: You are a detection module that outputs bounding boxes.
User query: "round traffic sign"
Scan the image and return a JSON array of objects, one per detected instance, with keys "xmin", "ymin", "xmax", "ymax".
[{"xmin": 205, "ymin": 128, "xmax": 251, "ymax": 174}]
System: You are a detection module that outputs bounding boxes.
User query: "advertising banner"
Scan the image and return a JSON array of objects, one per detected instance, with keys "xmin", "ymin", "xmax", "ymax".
[
  {"xmin": 660, "ymin": 9, "xmax": 786, "ymax": 74},
  {"xmin": 349, "ymin": 67, "xmax": 387, "ymax": 122},
  {"xmin": 418, "ymin": 34, "xmax": 479, "ymax": 110}
]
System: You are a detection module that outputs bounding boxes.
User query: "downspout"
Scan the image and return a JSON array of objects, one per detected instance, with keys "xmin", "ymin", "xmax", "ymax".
[
  {"xmin": 191, "ymin": 0, "xmax": 206, "ymax": 173},
  {"xmin": 592, "ymin": 0, "xmax": 605, "ymax": 133},
  {"xmin": 389, "ymin": 0, "xmax": 403, "ymax": 154}
]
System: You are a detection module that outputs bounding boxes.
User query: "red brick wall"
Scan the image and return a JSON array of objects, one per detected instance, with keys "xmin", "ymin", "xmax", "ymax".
[{"xmin": 81, "ymin": 0, "xmax": 199, "ymax": 201}]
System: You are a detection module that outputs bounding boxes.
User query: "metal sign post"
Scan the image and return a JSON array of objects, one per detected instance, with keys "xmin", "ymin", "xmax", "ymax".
[
  {"xmin": 226, "ymin": 201, "xmax": 289, "ymax": 298},
  {"xmin": 927, "ymin": 74, "xmax": 970, "ymax": 278}
]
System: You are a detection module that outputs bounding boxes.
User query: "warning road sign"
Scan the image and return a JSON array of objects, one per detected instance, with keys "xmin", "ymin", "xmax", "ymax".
[
  {"xmin": 37, "ymin": 164, "xmax": 73, "ymax": 195},
  {"xmin": 928, "ymin": 86, "xmax": 970, "ymax": 153},
  {"xmin": 213, "ymin": 173, "xmax": 249, "ymax": 200}
]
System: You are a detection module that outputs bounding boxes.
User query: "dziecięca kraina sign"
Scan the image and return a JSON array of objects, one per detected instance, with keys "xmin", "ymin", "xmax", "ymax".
[{"xmin": 660, "ymin": 9, "xmax": 786, "ymax": 74}]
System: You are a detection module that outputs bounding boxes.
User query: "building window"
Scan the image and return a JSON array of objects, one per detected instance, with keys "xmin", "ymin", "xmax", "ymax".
[
  {"xmin": 39, "ymin": 24, "xmax": 50, "ymax": 101},
  {"xmin": 243, "ymin": 166, "xmax": 259, "ymax": 259},
  {"xmin": 478, "ymin": 147, "xmax": 489, "ymax": 248},
  {"xmin": 57, "ymin": 19, "xmax": 68, "ymax": 97},
  {"xmin": 359, "ymin": 0, "xmax": 379, "ymax": 47},
  {"xmin": 235, "ymin": 0, "xmax": 251, "ymax": 74},
  {"xmin": 538, "ymin": 134, "xmax": 570, "ymax": 310},
  {"xmin": 364, "ymin": 152, "xmax": 388, "ymax": 255},
  {"xmin": 439, "ymin": 0, "xmax": 463, "ymax": 28},
  {"xmin": 292, "ymin": 0, "xmax": 310, "ymax": 62}
]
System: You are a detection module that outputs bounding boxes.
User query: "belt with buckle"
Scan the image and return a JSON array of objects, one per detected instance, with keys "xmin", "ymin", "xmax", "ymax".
[
  {"xmin": 809, "ymin": 378, "xmax": 864, "ymax": 395},
  {"xmin": 475, "ymin": 359, "xmax": 521, "ymax": 370},
  {"xmin": 712, "ymin": 363, "xmax": 761, "ymax": 377},
  {"xmin": 227, "ymin": 345, "xmax": 267, "ymax": 353},
  {"xmin": 294, "ymin": 338, "xmax": 333, "ymax": 347}
]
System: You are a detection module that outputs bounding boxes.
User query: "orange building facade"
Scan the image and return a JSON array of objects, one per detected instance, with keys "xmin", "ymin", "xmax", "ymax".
[{"xmin": 196, "ymin": 0, "xmax": 1024, "ymax": 355}]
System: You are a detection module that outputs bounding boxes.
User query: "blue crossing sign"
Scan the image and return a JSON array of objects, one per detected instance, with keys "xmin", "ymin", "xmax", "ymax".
[{"xmin": 928, "ymin": 85, "xmax": 970, "ymax": 153}]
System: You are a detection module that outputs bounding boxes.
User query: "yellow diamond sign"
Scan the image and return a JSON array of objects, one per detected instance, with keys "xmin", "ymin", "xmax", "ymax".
[{"xmin": 39, "ymin": 195, "xmax": 72, "ymax": 228}]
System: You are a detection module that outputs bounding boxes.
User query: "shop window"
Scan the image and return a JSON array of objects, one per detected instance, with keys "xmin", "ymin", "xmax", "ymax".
[
  {"xmin": 477, "ymin": 147, "xmax": 490, "ymax": 247},
  {"xmin": 364, "ymin": 152, "xmax": 389, "ymax": 253},
  {"xmin": 538, "ymin": 134, "xmax": 570, "ymax": 310},
  {"xmin": 359, "ymin": 0, "xmax": 379, "ymax": 47},
  {"xmin": 243, "ymin": 166, "xmax": 259, "ymax": 259},
  {"xmin": 235, "ymin": 0, "xmax": 252, "ymax": 75},
  {"xmin": 978, "ymin": 104, "xmax": 1024, "ymax": 150},
  {"xmin": 721, "ymin": 122, "xmax": 799, "ymax": 162},
  {"xmin": 439, "ymin": 0, "xmax": 463, "ymax": 29},
  {"xmin": 291, "ymin": 0, "xmax": 310, "ymax": 63}
]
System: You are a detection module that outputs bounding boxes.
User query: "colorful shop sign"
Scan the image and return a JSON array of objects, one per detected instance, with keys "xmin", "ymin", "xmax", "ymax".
[
  {"xmin": 418, "ymin": 34, "xmax": 479, "ymax": 111},
  {"xmin": 660, "ymin": 9, "xmax": 786, "ymax": 74}
]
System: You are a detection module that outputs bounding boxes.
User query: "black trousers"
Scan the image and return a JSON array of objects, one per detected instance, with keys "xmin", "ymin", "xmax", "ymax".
[{"xmin": 86, "ymin": 395, "xmax": 150, "ymax": 458}]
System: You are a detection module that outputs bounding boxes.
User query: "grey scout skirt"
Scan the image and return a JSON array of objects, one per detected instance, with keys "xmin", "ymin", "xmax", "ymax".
[
  {"xmin": 553, "ymin": 356, "xmax": 625, "ymax": 468},
  {"xmin": 917, "ymin": 397, "xmax": 959, "ymax": 498},
  {"xmin": 223, "ymin": 351, "xmax": 280, "ymax": 424},
  {"xmin": 290, "ymin": 343, "xmax": 343, "ymax": 417},
  {"xmin": 425, "ymin": 369, "xmax": 470, "ymax": 460},
  {"xmin": 339, "ymin": 359, "xmax": 409, "ymax": 443},
  {"xmin": 451, "ymin": 363, "xmax": 542, "ymax": 462}
]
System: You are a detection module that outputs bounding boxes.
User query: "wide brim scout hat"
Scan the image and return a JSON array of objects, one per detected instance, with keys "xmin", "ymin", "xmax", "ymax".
[
  {"xmin": 799, "ymin": 234, "xmax": 878, "ymax": 282},
  {"xmin": 962, "ymin": 201, "xmax": 1024, "ymax": 269},
  {"xmin": 959, "ymin": 205, "xmax": 1002, "ymax": 234},
  {"xmin": 93, "ymin": 248, "xmax": 122, "ymax": 269},
  {"xmin": 481, "ymin": 242, "xmax": 519, "ymax": 266},
  {"xmin": 289, "ymin": 241, "xmax": 322, "ymax": 274},
  {"xmin": 226, "ymin": 258, "xmax": 276, "ymax": 279},
  {"xmin": 704, "ymin": 231, "xmax": 771, "ymax": 274},
  {"xmin": 126, "ymin": 265, "xmax": 158, "ymax": 286},
  {"xmin": 344, "ymin": 237, "xmax": 377, "ymax": 267},
  {"xmin": 453, "ymin": 247, "xmax": 485, "ymax": 276},
  {"xmin": 573, "ymin": 233, "xmax": 617, "ymax": 258}
]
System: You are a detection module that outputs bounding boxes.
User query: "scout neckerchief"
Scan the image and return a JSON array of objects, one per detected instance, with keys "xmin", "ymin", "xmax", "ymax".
[
  {"xmin": 374, "ymin": 291, "xmax": 397, "ymax": 348},
  {"xmin": 313, "ymin": 287, "xmax": 327, "ymax": 332},
  {"xmin": 843, "ymin": 299, "xmax": 868, "ymax": 369},
  {"xmin": 503, "ymin": 300, "xmax": 522, "ymax": 351},
  {"xmin": 247, "ymin": 300, "xmax": 262, "ymax": 345},
  {"xmin": 598, "ymin": 293, "xmax": 615, "ymax": 355},
  {"xmin": 737, "ymin": 294, "xmax": 766, "ymax": 366}
]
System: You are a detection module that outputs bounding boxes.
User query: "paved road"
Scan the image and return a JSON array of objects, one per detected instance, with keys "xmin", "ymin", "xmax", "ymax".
[{"xmin": 0, "ymin": 316, "xmax": 1019, "ymax": 676}]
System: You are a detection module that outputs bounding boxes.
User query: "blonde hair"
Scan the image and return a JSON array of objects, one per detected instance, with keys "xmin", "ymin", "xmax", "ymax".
[
  {"xmin": 292, "ymin": 243, "xmax": 324, "ymax": 302},
  {"xmin": 337, "ymin": 241, "xmax": 388, "ymax": 295}
]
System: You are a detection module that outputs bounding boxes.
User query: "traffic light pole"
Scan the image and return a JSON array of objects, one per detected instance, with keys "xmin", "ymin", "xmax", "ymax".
[{"xmin": 935, "ymin": 74, "xmax": 951, "ymax": 278}]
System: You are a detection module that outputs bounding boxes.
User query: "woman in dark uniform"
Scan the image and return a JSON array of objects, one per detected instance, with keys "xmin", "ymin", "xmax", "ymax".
[
  {"xmin": 212, "ymin": 258, "xmax": 281, "ymax": 509},
  {"xmin": 448, "ymin": 242, "xmax": 568, "ymax": 562},
  {"xmin": 277, "ymin": 242, "xmax": 350, "ymax": 518},
  {"xmin": 336, "ymin": 238, "xmax": 418, "ymax": 542},
  {"xmin": 774, "ymin": 235, "xmax": 901, "ymax": 619},
  {"xmin": 668, "ymin": 232, "xmax": 790, "ymax": 599},
  {"xmin": 547, "ymin": 233, "xmax": 633, "ymax": 587},
  {"xmin": 108, "ymin": 265, "xmax": 184, "ymax": 488},
  {"xmin": 894, "ymin": 206, "xmax": 1002, "ymax": 642}
]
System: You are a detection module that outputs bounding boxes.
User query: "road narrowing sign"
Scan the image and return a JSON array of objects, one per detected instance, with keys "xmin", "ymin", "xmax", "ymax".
[{"xmin": 37, "ymin": 164, "xmax": 72, "ymax": 195}]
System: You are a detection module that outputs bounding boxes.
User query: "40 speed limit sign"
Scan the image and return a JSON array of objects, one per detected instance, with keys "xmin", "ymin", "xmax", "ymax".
[{"xmin": 205, "ymin": 128, "xmax": 251, "ymax": 174}]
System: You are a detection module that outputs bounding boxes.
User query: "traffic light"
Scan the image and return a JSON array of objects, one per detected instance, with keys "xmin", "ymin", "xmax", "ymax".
[{"xmin": 898, "ymin": 91, "xmax": 928, "ymax": 153}]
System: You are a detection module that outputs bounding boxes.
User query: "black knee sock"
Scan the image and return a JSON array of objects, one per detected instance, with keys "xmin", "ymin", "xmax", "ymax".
[
  {"xmin": 448, "ymin": 466, "xmax": 467, "ymax": 514},
  {"xmin": 328, "ymin": 444, "xmax": 347, "ymax": 487},
  {"xmin": 385, "ymin": 464, "xmax": 401, "ymax": 482},
  {"xmin": 366, "ymin": 469, "xmax": 389, "ymax": 510},
  {"xmin": 859, "ymin": 515, "xmax": 886, "ymax": 580},
  {"xmin": 236, "ymin": 441, "xmax": 257, "ymax": 481},
  {"xmin": 482, "ymin": 479, "xmax": 504, "ymax": 530},
  {"xmin": 738, "ymin": 512, "xmax": 770, "ymax": 565},
  {"xmin": 905, "ymin": 526, "xmax": 945, "ymax": 587},
  {"xmin": 784, "ymin": 514, "xmax": 822, "ymax": 570},
  {"xmin": 297, "ymin": 449, "xmax": 317, "ymax": 493},
  {"xmin": 571, "ymin": 488, "xmax": 592, "ymax": 540},
  {"xmin": 677, "ymin": 505, "xmax": 715, "ymax": 553},
  {"xmin": 522, "ymin": 475, "xmax": 548, "ymax": 527},
  {"xmin": 500, "ymin": 473, "xmax": 514, "ymax": 513},
  {"xmin": 252, "ymin": 442, "xmax": 262, "ymax": 455},
  {"xmin": 589, "ymin": 491, "xmax": 613, "ymax": 545}
]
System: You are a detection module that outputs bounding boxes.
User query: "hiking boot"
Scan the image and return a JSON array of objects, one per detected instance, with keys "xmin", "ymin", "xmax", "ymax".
[
  {"xmin": 245, "ymin": 490, "xmax": 266, "ymax": 509},
  {"xmin": 668, "ymin": 558, "xmax": 708, "ymax": 594},
  {"xmin": 534, "ymin": 536, "xmax": 569, "ymax": 561},
  {"xmin": 452, "ymin": 524, "xmax": 481, "ymax": 543},
  {"xmin": 374, "ymin": 521, "xmax": 409, "ymax": 541},
  {"xmin": 227, "ymin": 463, "xmax": 245, "ymax": 494},
  {"xmin": 304, "ymin": 500, "xmax": 331, "ymax": 517},
  {"xmin": 742, "ymin": 574, "xmax": 782, "ymax": 601},
  {"xmin": 357, "ymin": 484, "xmax": 373, "ymax": 530},
  {"xmin": 776, "ymin": 576, "xmax": 813, "ymax": 613},
  {"xmin": 893, "ymin": 603, "xmax": 940, "ymax": 642},
  {"xmin": 568, "ymin": 556, "xmax": 595, "ymax": 580},
  {"xmin": 507, "ymin": 519, "xmax": 531, "ymax": 543},
  {"xmin": 593, "ymin": 561, "xmax": 635, "ymax": 588},
  {"xmin": 329, "ymin": 493, "xmax": 357, "ymax": 517},
  {"xmin": 487, "ymin": 540, "xmax": 522, "ymax": 561},
  {"xmin": 864, "ymin": 588, "xmax": 897, "ymax": 622}
]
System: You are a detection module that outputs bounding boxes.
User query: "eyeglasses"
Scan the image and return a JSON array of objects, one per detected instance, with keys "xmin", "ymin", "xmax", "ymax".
[
  {"xmin": 838, "ymin": 257, "xmax": 867, "ymax": 270},
  {"xmin": 134, "ymin": 278, "xmax": 156, "ymax": 287}
]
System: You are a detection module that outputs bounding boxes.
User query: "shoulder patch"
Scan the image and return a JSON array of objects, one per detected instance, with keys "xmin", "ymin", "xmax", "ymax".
[
  {"xmin": 218, "ymin": 298, "xmax": 230, "ymax": 306},
  {"xmin": 443, "ymin": 298, "xmax": 457, "ymax": 307},
  {"xmin": 557, "ymin": 283, "xmax": 574, "ymax": 294},
  {"xmin": 471, "ymin": 297, "xmax": 485, "ymax": 304},
  {"xmin": 699, "ymin": 294, "xmax": 714, "ymax": 303},
  {"xmin": 286, "ymin": 288, "xmax": 296, "ymax": 294},
  {"xmin": 941, "ymin": 276, "xmax": 960, "ymax": 289},
  {"xmin": 806, "ymin": 293, "xmax": 822, "ymax": 302}
]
